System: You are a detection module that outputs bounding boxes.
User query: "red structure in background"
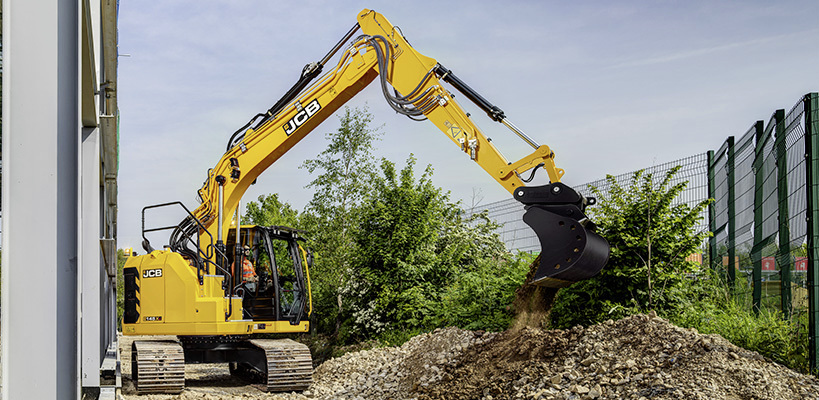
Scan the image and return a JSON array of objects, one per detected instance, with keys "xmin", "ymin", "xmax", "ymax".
[{"xmin": 760, "ymin": 256, "xmax": 808, "ymax": 271}]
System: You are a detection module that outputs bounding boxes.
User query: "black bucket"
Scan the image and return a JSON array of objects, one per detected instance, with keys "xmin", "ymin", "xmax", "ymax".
[{"xmin": 522, "ymin": 205, "xmax": 610, "ymax": 288}]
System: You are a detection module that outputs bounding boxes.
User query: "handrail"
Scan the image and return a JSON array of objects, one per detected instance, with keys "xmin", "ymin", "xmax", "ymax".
[
  {"xmin": 141, "ymin": 201, "xmax": 231, "ymax": 283},
  {"xmin": 299, "ymin": 245, "xmax": 313, "ymax": 317}
]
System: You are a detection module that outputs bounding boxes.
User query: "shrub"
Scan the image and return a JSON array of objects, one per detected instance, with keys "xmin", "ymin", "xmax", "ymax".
[
  {"xmin": 436, "ymin": 253, "xmax": 533, "ymax": 331},
  {"xmin": 670, "ymin": 268, "xmax": 809, "ymax": 372},
  {"xmin": 550, "ymin": 167, "xmax": 710, "ymax": 328}
]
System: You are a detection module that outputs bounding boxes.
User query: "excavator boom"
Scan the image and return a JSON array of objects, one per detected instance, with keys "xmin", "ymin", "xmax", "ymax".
[{"xmin": 178, "ymin": 9, "xmax": 608, "ymax": 287}]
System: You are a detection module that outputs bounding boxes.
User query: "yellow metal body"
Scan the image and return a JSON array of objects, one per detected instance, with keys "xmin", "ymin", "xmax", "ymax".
[
  {"xmin": 123, "ymin": 9, "xmax": 570, "ymax": 336},
  {"xmin": 122, "ymin": 248, "xmax": 309, "ymax": 336},
  {"xmin": 191, "ymin": 9, "xmax": 564, "ymax": 259}
]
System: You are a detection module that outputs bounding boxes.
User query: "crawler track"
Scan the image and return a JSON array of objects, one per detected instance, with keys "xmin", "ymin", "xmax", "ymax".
[
  {"xmin": 131, "ymin": 340, "xmax": 185, "ymax": 394},
  {"xmin": 249, "ymin": 339, "xmax": 313, "ymax": 392}
]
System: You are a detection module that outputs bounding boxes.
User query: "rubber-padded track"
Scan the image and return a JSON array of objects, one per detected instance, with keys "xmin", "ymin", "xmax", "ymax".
[
  {"xmin": 132, "ymin": 340, "xmax": 185, "ymax": 394},
  {"xmin": 249, "ymin": 338, "xmax": 313, "ymax": 392}
]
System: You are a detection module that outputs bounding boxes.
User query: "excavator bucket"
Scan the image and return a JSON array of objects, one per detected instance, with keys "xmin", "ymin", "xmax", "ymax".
[{"xmin": 514, "ymin": 183, "xmax": 610, "ymax": 288}]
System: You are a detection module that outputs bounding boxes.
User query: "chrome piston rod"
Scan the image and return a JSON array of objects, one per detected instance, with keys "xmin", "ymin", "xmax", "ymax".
[{"xmin": 501, "ymin": 118, "xmax": 540, "ymax": 150}]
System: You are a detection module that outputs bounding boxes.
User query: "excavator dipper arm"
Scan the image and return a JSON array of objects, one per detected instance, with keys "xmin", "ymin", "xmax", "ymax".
[{"xmin": 180, "ymin": 9, "xmax": 607, "ymax": 288}]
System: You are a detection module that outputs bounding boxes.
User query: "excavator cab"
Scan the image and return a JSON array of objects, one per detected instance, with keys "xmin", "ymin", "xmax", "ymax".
[{"xmin": 226, "ymin": 225, "xmax": 311, "ymax": 324}]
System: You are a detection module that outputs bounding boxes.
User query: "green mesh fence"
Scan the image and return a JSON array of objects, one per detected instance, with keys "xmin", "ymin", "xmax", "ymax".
[
  {"xmin": 467, "ymin": 92, "xmax": 819, "ymax": 374},
  {"xmin": 706, "ymin": 94, "xmax": 819, "ymax": 373},
  {"xmin": 573, "ymin": 153, "xmax": 710, "ymax": 234},
  {"xmin": 467, "ymin": 153, "xmax": 709, "ymax": 253}
]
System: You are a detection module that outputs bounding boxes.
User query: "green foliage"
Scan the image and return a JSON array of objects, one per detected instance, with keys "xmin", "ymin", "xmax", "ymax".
[
  {"xmin": 342, "ymin": 155, "xmax": 509, "ymax": 339},
  {"xmin": 343, "ymin": 156, "xmax": 451, "ymax": 337},
  {"xmin": 436, "ymin": 253, "xmax": 533, "ymax": 331},
  {"xmin": 116, "ymin": 248, "xmax": 127, "ymax": 330},
  {"xmin": 550, "ymin": 167, "xmax": 711, "ymax": 328},
  {"xmin": 301, "ymin": 106, "xmax": 381, "ymax": 218},
  {"xmin": 242, "ymin": 193, "xmax": 302, "ymax": 228},
  {"xmin": 792, "ymin": 243, "xmax": 809, "ymax": 258},
  {"xmin": 669, "ymin": 268, "xmax": 809, "ymax": 372},
  {"xmin": 300, "ymin": 106, "xmax": 382, "ymax": 335}
]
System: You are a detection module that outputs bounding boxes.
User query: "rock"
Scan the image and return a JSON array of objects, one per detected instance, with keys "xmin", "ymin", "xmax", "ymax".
[{"xmin": 588, "ymin": 384, "xmax": 602, "ymax": 398}]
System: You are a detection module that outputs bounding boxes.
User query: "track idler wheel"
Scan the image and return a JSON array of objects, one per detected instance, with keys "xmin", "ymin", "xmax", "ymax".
[{"xmin": 515, "ymin": 183, "xmax": 610, "ymax": 288}]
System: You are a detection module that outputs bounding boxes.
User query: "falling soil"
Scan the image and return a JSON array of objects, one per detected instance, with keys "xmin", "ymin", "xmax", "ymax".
[{"xmin": 509, "ymin": 254, "xmax": 560, "ymax": 331}]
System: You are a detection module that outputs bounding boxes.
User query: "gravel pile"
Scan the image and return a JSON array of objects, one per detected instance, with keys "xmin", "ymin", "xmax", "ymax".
[
  {"xmin": 120, "ymin": 314, "xmax": 819, "ymax": 400},
  {"xmin": 421, "ymin": 312, "xmax": 819, "ymax": 400},
  {"xmin": 309, "ymin": 327, "xmax": 494, "ymax": 399}
]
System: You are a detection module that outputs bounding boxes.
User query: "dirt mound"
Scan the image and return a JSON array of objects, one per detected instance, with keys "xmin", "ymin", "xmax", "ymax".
[
  {"xmin": 418, "ymin": 326, "xmax": 576, "ymax": 399},
  {"xmin": 421, "ymin": 313, "xmax": 819, "ymax": 400},
  {"xmin": 119, "ymin": 314, "xmax": 819, "ymax": 399},
  {"xmin": 309, "ymin": 327, "xmax": 494, "ymax": 399}
]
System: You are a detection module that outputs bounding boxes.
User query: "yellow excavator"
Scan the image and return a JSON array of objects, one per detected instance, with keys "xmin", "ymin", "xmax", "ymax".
[{"xmin": 122, "ymin": 9, "xmax": 609, "ymax": 393}]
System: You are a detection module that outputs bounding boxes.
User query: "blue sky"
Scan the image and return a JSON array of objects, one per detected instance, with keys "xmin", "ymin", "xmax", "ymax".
[{"xmin": 117, "ymin": 1, "xmax": 819, "ymax": 249}]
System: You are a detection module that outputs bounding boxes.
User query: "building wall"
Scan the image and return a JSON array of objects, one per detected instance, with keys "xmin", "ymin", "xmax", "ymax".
[{"xmin": 1, "ymin": 0, "xmax": 119, "ymax": 397}]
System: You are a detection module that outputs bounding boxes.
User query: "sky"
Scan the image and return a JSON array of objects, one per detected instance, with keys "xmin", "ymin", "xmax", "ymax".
[{"xmin": 117, "ymin": 0, "xmax": 819, "ymax": 249}]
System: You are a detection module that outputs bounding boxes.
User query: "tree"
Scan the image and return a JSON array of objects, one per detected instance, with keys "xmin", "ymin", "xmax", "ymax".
[
  {"xmin": 342, "ymin": 155, "xmax": 507, "ymax": 337},
  {"xmin": 301, "ymin": 106, "xmax": 381, "ymax": 221},
  {"xmin": 549, "ymin": 166, "xmax": 711, "ymax": 328},
  {"xmin": 300, "ymin": 106, "xmax": 382, "ymax": 334},
  {"xmin": 343, "ymin": 156, "xmax": 448, "ymax": 335},
  {"xmin": 242, "ymin": 193, "xmax": 301, "ymax": 228}
]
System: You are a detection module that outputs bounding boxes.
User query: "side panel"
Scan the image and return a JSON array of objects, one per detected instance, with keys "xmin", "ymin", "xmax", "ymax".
[
  {"xmin": 194, "ymin": 275, "xmax": 225, "ymax": 322},
  {"xmin": 138, "ymin": 255, "xmax": 166, "ymax": 323},
  {"xmin": 162, "ymin": 253, "xmax": 197, "ymax": 323}
]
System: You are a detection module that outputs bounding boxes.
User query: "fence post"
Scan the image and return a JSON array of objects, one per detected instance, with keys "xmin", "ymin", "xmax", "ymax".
[
  {"xmin": 707, "ymin": 150, "xmax": 717, "ymax": 270},
  {"xmin": 727, "ymin": 136, "xmax": 736, "ymax": 287},
  {"xmin": 804, "ymin": 92, "xmax": 819, "ymax": 374},
  {"xmin": 752, "ymin": 121, "xmax": 766, "ymax": 314},
  {"xmin": 773, "ymin": 109, "xmax": 792, "ymax": 318}
]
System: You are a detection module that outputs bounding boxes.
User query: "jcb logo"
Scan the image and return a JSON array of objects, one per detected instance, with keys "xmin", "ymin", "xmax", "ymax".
[
  {"xmin": 143, "ymin": 269, "xmax": 163, "ymax": 278},
  {"xmin": 283, "ymin": 100, "xmax": 321, "ymax": 136}
]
